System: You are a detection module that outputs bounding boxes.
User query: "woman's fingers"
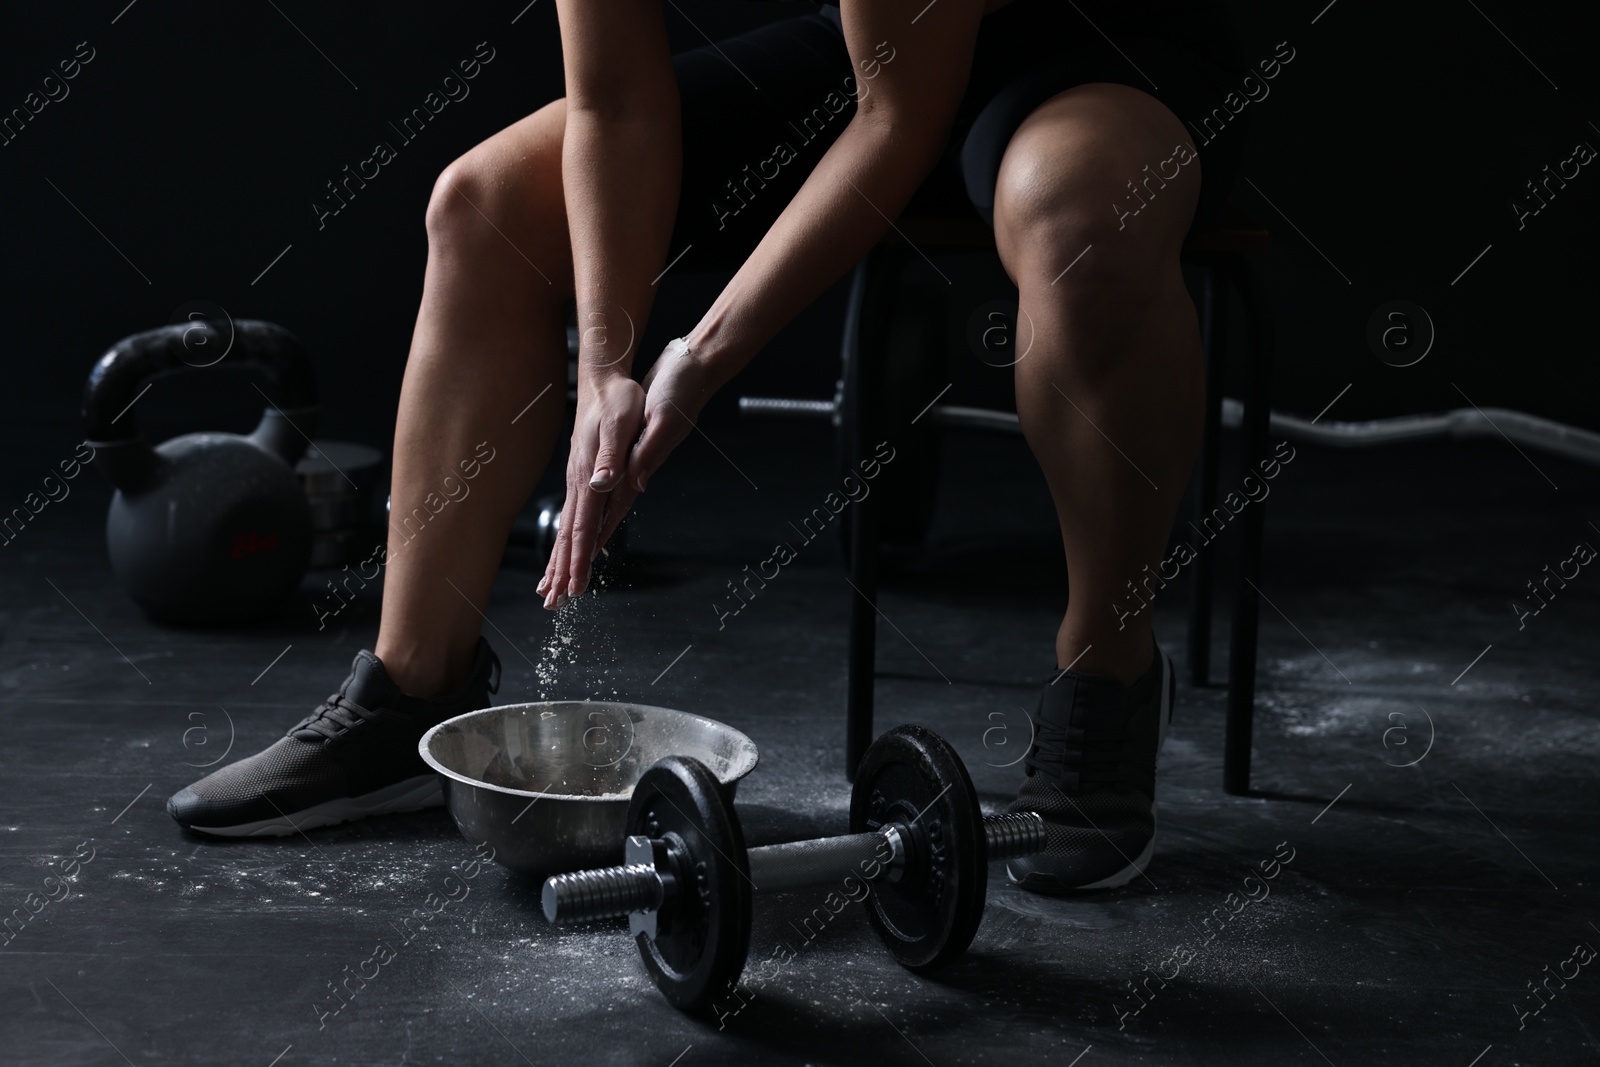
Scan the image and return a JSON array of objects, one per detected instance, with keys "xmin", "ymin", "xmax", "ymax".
[
  {"xmin": 592, "ymin": 480, "xmax": 640, "ymax": 557},
  {"xmin": 589, "ymin": 439, "xmax": 622, "ymax": 491},
  {"xmin": 570, "ymin": 390, "xmax": 643, "ymax": 596},
  {"xmin": 539, "ymin": 356, "xmax": 679, "ymax": 608},
  {"xmin": 628, "ymin": 398, "xmax": 692, "ymax": 493},
  {"xmin": 563, "ymin": 480, "xmax": 609, "ymax": 598},
  {"xmin": 584, "ymin": 400, "xmax": 680, "ymax": 555},
  {"xmin": 542, "ymin": 497, "xmax": 573, "ymax": 608},
  {"xmin": 539, "ymin": 473, "xmax": 567, "ymax": 601},
  {"xmin": 543, "ymin": 434, "xmax": 598, "ymax": 608}
]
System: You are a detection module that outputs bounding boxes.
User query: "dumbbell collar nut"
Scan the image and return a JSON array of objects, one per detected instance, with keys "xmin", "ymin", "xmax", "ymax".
[
  {"xmin": 880, "ymin": 823, "xmax": 910, "ymax": 883},
  {"xmin": 625, "ymin": 834, "xmax": 680, "ymax": 941}
]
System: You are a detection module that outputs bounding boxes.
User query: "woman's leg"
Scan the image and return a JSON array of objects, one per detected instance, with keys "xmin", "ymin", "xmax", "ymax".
[
  {"xmin": 377, "ymin": 10, "xmax": 854, "ymax": 696},
  {"xmin": 374, "ymin": 100, "xmax": 577, "ymax": 698},
  {"xmin": 166, "ymin": 103, "xmax": 581, "ymax": 836},
  {"xmin": 168, "ymin": 11, "xmax": 856, "ymax": 837},
  {"xmin": 996, "ymin": 81, "xmax": 1204, "ymax": 892},
  {"xmin": 993, "ymin": 82, "xmax": 1204, "ymax": 684}
]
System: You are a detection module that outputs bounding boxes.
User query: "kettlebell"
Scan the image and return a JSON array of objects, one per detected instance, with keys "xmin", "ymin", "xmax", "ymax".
[{"xmin": 82, "ymin": 320, "xmax": 319, "ymax": 624}]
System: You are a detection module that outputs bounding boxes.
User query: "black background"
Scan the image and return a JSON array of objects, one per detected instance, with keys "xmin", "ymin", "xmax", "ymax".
[
  {"xmin": 2, "ymin": 11, "xmax": 1597, "ymax": 1064},
  {"xmin": 2, "ymin": 0, "xmax": 1595, "ymax": 460}
]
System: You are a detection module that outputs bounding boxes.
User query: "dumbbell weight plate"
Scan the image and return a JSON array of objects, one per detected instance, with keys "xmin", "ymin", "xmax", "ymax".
[
  {"xmin": 626, "ymin": 755, "xmax": 752, "ymax": 1012},
  {"xmin": 849, "ymin": 724, "xmax": 986, "ymax": 971}
]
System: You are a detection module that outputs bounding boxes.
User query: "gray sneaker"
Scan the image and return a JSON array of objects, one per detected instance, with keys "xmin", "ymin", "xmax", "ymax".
[
  {"xmin": 167, "ymin": 639, "xmax": 500, "ymax": 837},
  {"xmin": 1005, "ymin": 642, "xmax": 1174, "ymax": 892}
]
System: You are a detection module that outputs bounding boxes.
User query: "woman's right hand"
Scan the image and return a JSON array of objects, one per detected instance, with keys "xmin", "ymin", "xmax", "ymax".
[
  {"xmin": 538, "ymin": 337, "xmax": 720, "ymax": 607},
  {"xmin": 539, "ymin": 372, "xmax": 644, "ymax": 608}
]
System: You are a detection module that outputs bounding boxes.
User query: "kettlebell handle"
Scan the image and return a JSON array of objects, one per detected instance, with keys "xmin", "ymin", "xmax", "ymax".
[{"xmin": 82, "ymin": 320, "xmax": 319, "ymax": 493}]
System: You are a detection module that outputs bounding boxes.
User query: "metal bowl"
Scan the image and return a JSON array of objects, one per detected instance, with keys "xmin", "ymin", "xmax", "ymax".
[{"xmin": 420, "ymin": 701, "xmax": 759, "ymax": 877}]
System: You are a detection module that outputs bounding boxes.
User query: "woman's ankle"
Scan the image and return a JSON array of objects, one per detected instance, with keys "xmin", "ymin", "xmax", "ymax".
[
  {"xmin": 1055, "ymin": 626, "xmax": 1154, "ymax": 686},
  {"xmin": 372, "ymin": 635, "xmax": 476, "ymax": 698}
]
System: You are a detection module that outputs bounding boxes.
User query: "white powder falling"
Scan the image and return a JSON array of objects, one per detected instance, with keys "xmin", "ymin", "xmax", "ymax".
[{"xmin": 530, "ymin": 568, "xmax": 623, "ymax": 700}]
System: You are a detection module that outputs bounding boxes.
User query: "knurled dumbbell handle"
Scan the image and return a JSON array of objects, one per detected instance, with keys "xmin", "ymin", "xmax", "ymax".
[
  {"xmin": 748, "ymin": 831, "xmax": 886, "ymax": 894},
  {"xmin": 748, "ymin": 810, "xmax": 1045, "ymax": 892},
  {"xmin": 543, "ymin": 811, "xmax": 1044, "ymax": 924}
]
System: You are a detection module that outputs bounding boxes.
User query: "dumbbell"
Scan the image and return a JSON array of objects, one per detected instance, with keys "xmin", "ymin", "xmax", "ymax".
[{"xmin": 542, "ymin": 724, "xmax": 1046, "ymax": 1011}]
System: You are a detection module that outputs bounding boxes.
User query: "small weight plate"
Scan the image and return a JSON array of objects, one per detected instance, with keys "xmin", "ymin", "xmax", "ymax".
[
  {"xmin": 626, "ymin": 756, "xmax": 752, "ymax": 1012},
  {"xmin": 849, "ymin": 724, "xmax": 985, "ymax": 971}
]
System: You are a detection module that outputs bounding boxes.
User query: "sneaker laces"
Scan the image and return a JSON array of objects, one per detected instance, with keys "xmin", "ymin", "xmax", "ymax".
[
  {"xmin": 1024, "ymin": 714, "xmax": 1136, "ymax": 787},
  {"xmin": 294, "ymin": 693, "xmax": 384, "ymax": 741}
]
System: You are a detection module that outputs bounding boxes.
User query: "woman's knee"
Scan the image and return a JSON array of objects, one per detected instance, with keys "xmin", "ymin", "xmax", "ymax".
[
  {"xmin": 993, "ymin": 84, "xmax": 1198, "ymax": 298},
  {"xmin": 424, "ymin": 156, "xmax": 486, "ymax": 241},
  {"xmin": 424, "ymin": 101, "xmax": 569, "ymax": 262}
]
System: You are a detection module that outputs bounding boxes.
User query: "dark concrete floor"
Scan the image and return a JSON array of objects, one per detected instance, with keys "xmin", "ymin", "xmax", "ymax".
[{"xmin": 2, "ymin": 414, "xmax": 1597, "ymax": 1067}]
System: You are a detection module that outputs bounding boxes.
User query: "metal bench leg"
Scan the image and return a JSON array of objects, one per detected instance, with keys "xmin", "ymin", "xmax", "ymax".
[
  {"xmin": 1223, "ymin": 252, "xmax": 1273, "ymax": 796},
  {"xmin": 843, "ymin": 246, "xmax": 905, "ymax": 781},
  {"xmin": 1187, "ymin": 258, "xmax": 1228, "ymax": 687},
  {"xmin": 846, "ymin": 458, "xmax": 880, "ymax": 782}
]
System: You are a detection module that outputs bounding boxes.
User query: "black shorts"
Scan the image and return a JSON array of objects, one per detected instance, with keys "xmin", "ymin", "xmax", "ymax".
[{"xmin": 665, "ymin": 0, "xmax": 1252, "ymax": 275}]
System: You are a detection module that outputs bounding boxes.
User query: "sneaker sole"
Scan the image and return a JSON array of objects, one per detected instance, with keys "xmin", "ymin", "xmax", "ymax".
[
  {"xmin": 1012, "ymin": 832, "xmax": 1159, "ymax": 893},
  {"xmin": 184, "ymin": 775, "xmax": 444, "ymax": 838},
  {"xmin": 1158, "ymin": 645, "xmax": 1175, "ymax": 752},
  {"xmin": 1007, "ymin": 648, "xmax": 1175, "ymax": 892}
]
